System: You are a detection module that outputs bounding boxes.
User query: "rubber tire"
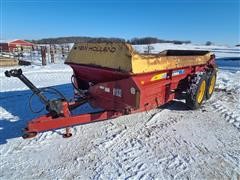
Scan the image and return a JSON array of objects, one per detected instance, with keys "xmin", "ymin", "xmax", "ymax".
[
  {"xmin": 206, "ymin": 70, "xmax": 217, "ymax": 100},
  {"xmin": 186, "ymin": 73, "xmax": 207, "ymax": 110}
]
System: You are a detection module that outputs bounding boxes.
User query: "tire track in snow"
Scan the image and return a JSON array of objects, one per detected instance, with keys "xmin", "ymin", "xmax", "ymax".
[
  {"xmin": 88, "ymin": 107, "xmax": 193, "ymax": 179},
  {"xmin": 212, "ymin": 102, "xmax": 240, "ymax": 128},
  {"xmin": 85, "ymin": 112, "xmax": 161, "ymax": 179},
  {"xmin": 210, "ymin": 91, "xmax": 240, "ymax": 130}
]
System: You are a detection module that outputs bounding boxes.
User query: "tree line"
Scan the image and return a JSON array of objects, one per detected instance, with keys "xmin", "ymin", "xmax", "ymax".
[{"xmin": 28, "ymin": 36, "xmax": 191, "ymax": 45}]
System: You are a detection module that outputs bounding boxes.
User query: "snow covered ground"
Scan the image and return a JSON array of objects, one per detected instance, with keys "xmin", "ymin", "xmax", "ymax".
[
  {"xmin": 0, "ymin": 43, "xmax": 239, "ymax": 179},
  {"xmin": 133, "ymin": 43, "xmax": 240, "ymax": 59}
]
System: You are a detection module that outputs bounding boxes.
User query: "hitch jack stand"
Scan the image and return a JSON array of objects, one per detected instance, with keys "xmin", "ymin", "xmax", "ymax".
[{"xmin": 63, "ymin": 127, "xmax": 72, "ymax": 138}]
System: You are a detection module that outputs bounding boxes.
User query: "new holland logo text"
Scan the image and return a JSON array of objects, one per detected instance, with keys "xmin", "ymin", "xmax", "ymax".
[{"xmin": 77, "ymin": 45, "xmax": 116, "ymax": 53}]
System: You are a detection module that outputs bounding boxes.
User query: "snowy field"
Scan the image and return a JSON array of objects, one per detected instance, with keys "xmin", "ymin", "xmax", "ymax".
[{"xmin": 0, "ymin": 43, "xmax": 240, "ymax": 179}]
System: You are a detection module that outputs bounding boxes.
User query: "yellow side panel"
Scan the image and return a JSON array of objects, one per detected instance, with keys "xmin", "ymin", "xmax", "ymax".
[
  {"xmin": 66, "ymin": 42, "xmax": 212, "ymax": 74},
  {"xmin": 131, "ymin": 53, "xmax": 212, "ymax": 74},
  {"xmin": 66, "ymin": 42, "xmax": 133, "ymax": 72}
]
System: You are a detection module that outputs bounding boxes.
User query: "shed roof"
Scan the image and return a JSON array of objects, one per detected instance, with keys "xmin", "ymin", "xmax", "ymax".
[{"xmin": 8, "ymin": 39, "xmax": 33, "ymax": 46}]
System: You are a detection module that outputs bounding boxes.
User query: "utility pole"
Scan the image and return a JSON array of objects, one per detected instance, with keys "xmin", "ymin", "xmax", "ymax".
[
  {"xmin": 41, "ymin": 46, "xmax": 47, "ymax": 66},
  {"xmin": 50, "ymin": 45, "xmax": 54, "ymax": 63}
]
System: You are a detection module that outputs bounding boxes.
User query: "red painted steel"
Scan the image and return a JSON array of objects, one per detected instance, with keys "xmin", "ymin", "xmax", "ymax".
[
  {"xmin": 67, "ymin": 63, "xmax": 130, "ymax": 83},
  {"xmin": 25, "ymin": 111, "xmax": 117, "ymax": 133},
  {"xmin": 23, "ymin": 56, "xmax": 216, "ymax": 137},
  {"xmin": 25, "ymin": 102, "xmax": 119, "ymax": 134}
]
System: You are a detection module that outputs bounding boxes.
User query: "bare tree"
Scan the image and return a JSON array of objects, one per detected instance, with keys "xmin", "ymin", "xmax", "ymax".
[{"xmin": 144, "ymin": 45, "xmax": 154, "ymax": 54}]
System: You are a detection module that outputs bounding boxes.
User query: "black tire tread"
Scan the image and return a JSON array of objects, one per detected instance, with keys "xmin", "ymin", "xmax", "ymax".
[
  {"xmin": 206, "ymin": 69, "xmax": 217, "ymax": 100},
  {"xmin": 186, "ymin": 72, "xmax": 207, "ymax": 110}
]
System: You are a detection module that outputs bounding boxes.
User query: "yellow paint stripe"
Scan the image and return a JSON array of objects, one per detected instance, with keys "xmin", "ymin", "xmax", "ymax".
[{"xmin": 150, "ymin": 73, "xmax": 167, "ymax": 81}]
